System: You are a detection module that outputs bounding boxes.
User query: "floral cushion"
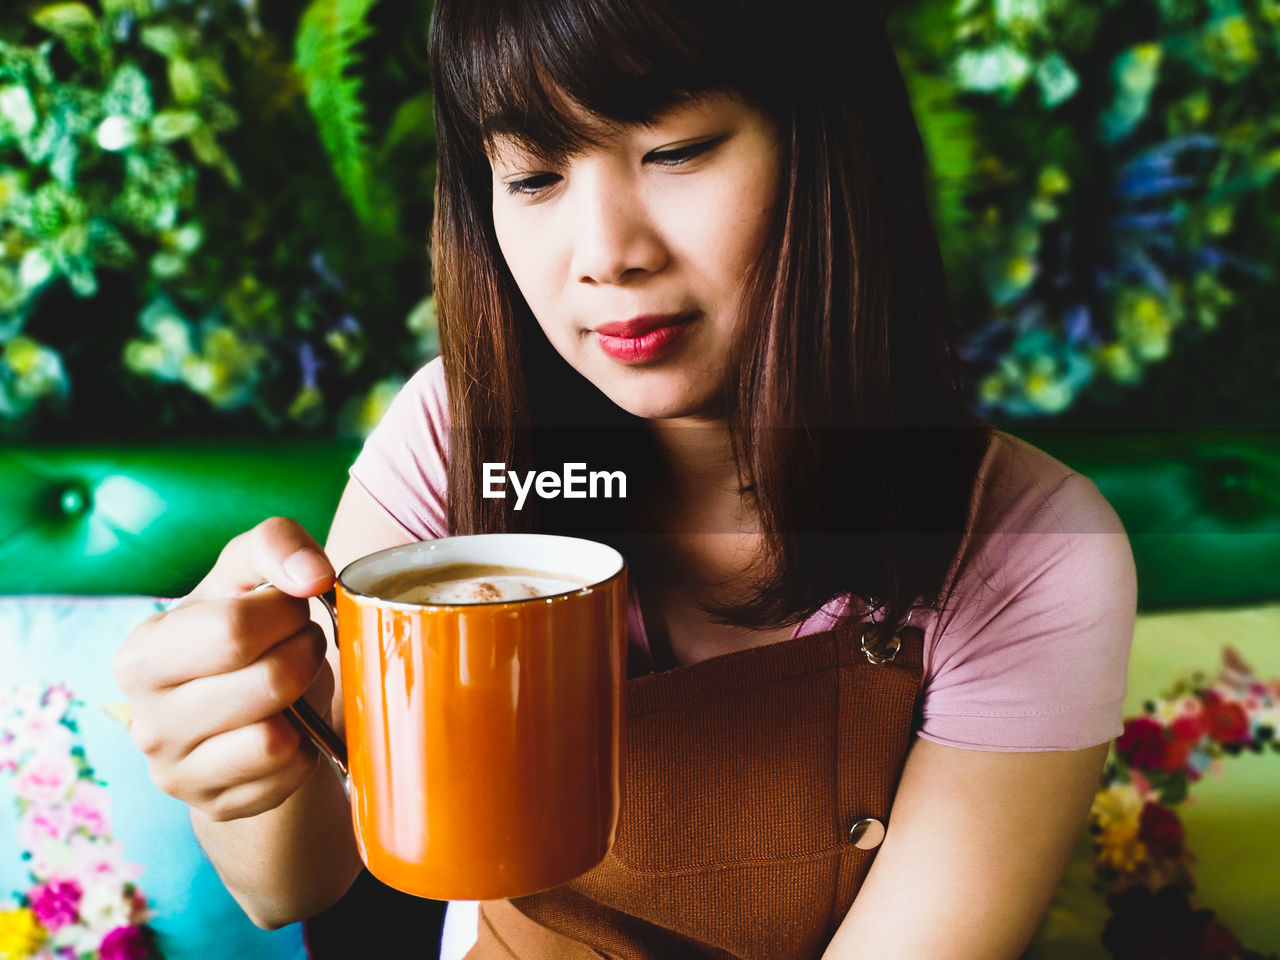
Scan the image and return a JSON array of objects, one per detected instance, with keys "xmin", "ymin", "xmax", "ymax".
[
  {"xmin": 1024, "ymin": 602, "xmax": 1280, "ymax": 959},
  {"xmin": 0, "ymin": 596, "xmax": 308, "ymax": 960}
]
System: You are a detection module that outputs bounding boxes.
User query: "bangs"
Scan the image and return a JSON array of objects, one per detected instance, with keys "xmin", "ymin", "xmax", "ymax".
[{"xmin": 430, "ymin": 0, "xmax": 769, "ymax": 165}]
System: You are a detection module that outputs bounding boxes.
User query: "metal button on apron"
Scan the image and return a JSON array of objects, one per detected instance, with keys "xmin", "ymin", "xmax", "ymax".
[{"xmin": 849, "ymin": 817, "xmax": 885, "ymax": 850}]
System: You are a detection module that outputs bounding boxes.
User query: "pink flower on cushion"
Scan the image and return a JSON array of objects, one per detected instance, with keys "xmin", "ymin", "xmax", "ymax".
[
  {"xmin": 18, "ymin": 801, "xmax": 74, "ymax": 847},
  {"xmin": 28, "ymin": 833, "xmax": 76, "ymax": 879},
  {"xmin": 65, "ymin": 835, "xmax": 143, "ymax": 889},
  {"xmin": 41, "ymin": 684, "xmax": 73, "ymax": 719},
  {"xmin": 13, "ymin": 745, "xmax": 79, "ymax": 804},
  {"xmin": 29, "ymin": 878, "xmax": 83, "ymax": 931},
  {"xmin": 11, "ymin": 709, "xmax": 76, "ymax": 759},
  {"xmin": 100, "ymin": 924, "xmax": 151, "ymax": 960},
  {"xmin": 69, "ymin": 781, "xmax": 112, "ymax": 838},
  {"xmin": 0, "ymin": 731, "xmax": 19, "ymax": 772}
]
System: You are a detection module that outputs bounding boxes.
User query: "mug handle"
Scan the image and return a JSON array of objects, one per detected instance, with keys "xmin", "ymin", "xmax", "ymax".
[{"xmin": 253, "ymin": 582, "xmax": 351, "ymax": 797}]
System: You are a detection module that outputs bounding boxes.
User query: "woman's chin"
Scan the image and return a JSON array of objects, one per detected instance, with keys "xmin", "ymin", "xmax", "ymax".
[
  {"xmin": 568, "ymin": 352, "xmax": 729, "ymax": 421},
  {"xmin": 604, "ymin": 387, "xmax": 726, "ymax": 423}
]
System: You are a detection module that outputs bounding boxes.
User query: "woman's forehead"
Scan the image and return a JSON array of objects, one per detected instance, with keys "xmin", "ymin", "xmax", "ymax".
[{"xmin": 484, "ymin": 97, "xmax": 623, "ymax": 160}]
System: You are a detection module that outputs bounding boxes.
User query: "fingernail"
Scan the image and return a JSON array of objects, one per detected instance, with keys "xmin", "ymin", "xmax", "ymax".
[{"xmin": 284, "ymin": 549, "xmax": 332, "ymax": 586}]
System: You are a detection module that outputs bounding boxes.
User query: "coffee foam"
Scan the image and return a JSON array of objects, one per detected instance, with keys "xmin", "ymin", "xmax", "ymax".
[{"xmin": 394, "ymin": 574, "xmax": 584, "ymax": 605}]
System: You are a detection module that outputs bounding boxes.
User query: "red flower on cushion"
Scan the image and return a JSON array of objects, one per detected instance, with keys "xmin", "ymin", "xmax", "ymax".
[
  {"xmin": 100, "ymin": 924, "xmax": 152, "ymax": 960},
  {"xmin": 1201, "ymin": 692, "xmax": 1249, "ymax": 745},
  {"xmin": 1137, "ymin": 803, "xmax": 1184, "ymax": 859},
  {"xmin": 1169, "ymin": 712, "xmax": 1208, "ymax": 743},
  {"xmin": 1117, "ymin": 717, "xmax": 1166, "ymax": 770},
  {"xmin": 1159, "ymin": 736, "xmax": 1194, "ymax": 773}
]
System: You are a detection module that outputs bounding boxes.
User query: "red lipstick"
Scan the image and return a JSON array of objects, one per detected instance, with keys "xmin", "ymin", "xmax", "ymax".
[{"xmin": 594, "ymin": 313, "xmax": 696, "ymax": 364}]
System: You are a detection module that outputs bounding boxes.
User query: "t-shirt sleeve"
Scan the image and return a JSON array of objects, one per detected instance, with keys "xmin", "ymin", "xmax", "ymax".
[
  {"xmin": 347, "ymin": 355, "xmax": 450, "ymax": 540},
  {"xmin": 916, "ymin": 470, "xmax": 1138, "ymax": 752}
]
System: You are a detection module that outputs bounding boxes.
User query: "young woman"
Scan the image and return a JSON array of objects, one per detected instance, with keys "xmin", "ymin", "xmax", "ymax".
[{"xmin": 113, "ymin": 0, "xmax": 1138, "ymax": 956}]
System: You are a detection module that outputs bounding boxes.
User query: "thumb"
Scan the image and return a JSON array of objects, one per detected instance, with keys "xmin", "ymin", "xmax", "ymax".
[{"xmin": 189, "ymin": 516, "xmax": 335, "ymax": 600}]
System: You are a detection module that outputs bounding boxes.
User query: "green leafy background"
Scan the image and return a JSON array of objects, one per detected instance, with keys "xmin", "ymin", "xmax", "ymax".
[{"xmin": 0, "ymin": 0, "xmax": 1275, "ymax": 439}]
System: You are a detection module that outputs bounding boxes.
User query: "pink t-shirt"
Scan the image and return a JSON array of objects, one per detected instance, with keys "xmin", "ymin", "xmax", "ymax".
[{"xmin": 350, "ymin": 356, "xmax": 1137, "ymax": 753}]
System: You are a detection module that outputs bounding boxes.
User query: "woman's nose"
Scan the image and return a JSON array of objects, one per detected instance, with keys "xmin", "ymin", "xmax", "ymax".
[{"xmin": 570, "ymin": 169, "xmax": 668, "ymax": 285}]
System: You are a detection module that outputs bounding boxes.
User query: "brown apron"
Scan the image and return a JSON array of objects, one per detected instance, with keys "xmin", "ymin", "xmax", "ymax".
[{"xmin": 465, "ymin": 616, "xmax": 926, "ymax": 960}]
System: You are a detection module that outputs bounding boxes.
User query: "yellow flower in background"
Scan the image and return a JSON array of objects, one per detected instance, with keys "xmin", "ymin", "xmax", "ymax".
[
  {"xmin": 1092, "ymin": 782, "xmax": 1149, "ymax": 873},
  {"xmin": 0, "ymin": 169, "xmax": 20, "ymax": 210},
  {"xmin": 341, "ymin": 377, "xmax": 404, "ymax": 440},
  {"xmin": 1210, "ymin": 15, "xmax": 1258, "ymax": 67},
  {"xmin": 1167, "ymin": 89, "xmax": 1211, "ymax": 132},
  {"xmin": 1091, "ymin": 781, "xmax": 1143, "ymax": 832},
  {"xmin": 978, "ymin": 372, "xmax": 1008, "ymax": 405},
  {"xmin": 1096, "ymin": 819, "xmax": 1149, "ymax": 873},
  {"xmin": 1254, "ymin": 148, "xmax": 1280, "ymax": 180},
  {"xmin": 1005, "ymin": 255, "xmax": 1037, "ymax": 288},
  {"xmin": 1, "ymin": 335, "xmax": 67, "ymax": 409},
  {"xmin": 1124, "ymin": 44, "xmax": 1161, "ymax": 85},
  {"xmin": 4, "ymin": 337, "xmax": 46, "ymax": 378},
  {"xmin": 1038, "ymin": 165, "xmax": 1070, "ymax": 196},
  {"xmin": 1205, "ymin": 205, "xmax": 1234, "ymax": 236},
  {"xmin": 0, "ymin": 908, "xmax": 45, "ymax": 959},
  {"xmin": 179, "ymin": 325, "xmax": 266, "ymax": 408},
  {"xmin": 1023, "ymin": 366, "xmax": 1073, "ymax": 413},
  {"xmin": 1117, "ymin": 290, "xmax": 1179, "ymax": 361},
  {"xmin": 1094, "ymin": 342, "xmax": 1140, "ymax": 383}
]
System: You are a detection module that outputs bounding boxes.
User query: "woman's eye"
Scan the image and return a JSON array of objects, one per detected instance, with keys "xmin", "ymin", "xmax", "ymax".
[
  {"xmin": 502, "ymin": 137, "xmax": 724, "ymax": 197},
  {"xmin": 505, "ymin": 173, "xmax": 560, "ymax": 197},
  {"xmin": 647, "ymin": 137, "xmax": 723, "ymax": 166}
]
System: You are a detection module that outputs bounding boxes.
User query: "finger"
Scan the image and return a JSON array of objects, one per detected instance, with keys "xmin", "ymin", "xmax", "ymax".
[
  {"xmin": 118, "ymin": 588, "xmax": 316, "ymax": 691},
  {"xmin": 133, "ymin": 623, "xmax": 329, "ymax": 759},
  {"xmin": 176, "ymin": 716, "xmax": 320, "ymax": 819},
  {"xmin": 200, "ymin": 748, "xmax": 320, "ymax": 822},
  {"xmin": 205, "ymin": 751, "xmax": 322, "ymax": 821},
  {"xmin": 188, "ymin": 516, "xmax": 334, "ymax": 602}
]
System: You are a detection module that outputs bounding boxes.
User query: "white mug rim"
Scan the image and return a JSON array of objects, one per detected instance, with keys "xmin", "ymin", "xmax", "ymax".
[{"xmin": 336, "ymin": 533, "xmax": 627, "ymax": 610}]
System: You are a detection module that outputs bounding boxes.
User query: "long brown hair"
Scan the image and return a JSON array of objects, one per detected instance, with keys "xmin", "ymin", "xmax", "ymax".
[{"xmin": 427, "ymin": 0, "xmax": 994, "ymax": 647}]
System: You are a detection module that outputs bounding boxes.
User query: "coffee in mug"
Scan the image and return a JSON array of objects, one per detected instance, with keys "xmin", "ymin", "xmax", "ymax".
[{"xmin": 362, "ymin": 562, "xmax": 590, "ymax": 605}]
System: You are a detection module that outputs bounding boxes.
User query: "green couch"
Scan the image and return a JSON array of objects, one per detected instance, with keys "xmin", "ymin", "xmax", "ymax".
[{"xmin": 2, "ymin": 427, "xmax": 1277, "ymax": 958}]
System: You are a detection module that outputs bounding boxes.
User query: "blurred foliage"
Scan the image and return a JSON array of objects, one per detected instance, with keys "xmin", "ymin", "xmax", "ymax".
[
  {"xmin": 0, "ymin": 0, "xmax": 1274, "ymax": 437},
  {"xmin": 890, "ymin": 0, "xmax": 1279, "ymax": 425},
  {"xmin": 0, "ymin": 0, "xmax": 436, "ymax": 439}
]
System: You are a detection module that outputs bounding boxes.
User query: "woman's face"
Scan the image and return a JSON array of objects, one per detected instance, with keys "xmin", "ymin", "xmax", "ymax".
[{"xmin": 488, "ymin": 90, "xmax": 782, "ymax": 421}]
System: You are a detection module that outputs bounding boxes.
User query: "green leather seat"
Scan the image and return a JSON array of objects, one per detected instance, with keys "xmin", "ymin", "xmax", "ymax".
[{"xmin": 3, "ymin": 428, "xmax": 1277, "ymax": 603}]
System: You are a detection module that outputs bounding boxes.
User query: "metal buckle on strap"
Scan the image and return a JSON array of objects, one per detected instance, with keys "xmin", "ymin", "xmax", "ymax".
[
  {"xmin": 860, "ymin": 628, "xmax": 901, "ymax": 665},
  {"xmin": 859, "ymin": 610, "xmax": 910, "ymax": 665}
]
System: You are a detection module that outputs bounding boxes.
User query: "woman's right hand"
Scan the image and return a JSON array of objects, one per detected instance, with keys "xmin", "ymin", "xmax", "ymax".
[{"xmin": 112, "ymin": 517, "xmax": 337, "ymax": 823}]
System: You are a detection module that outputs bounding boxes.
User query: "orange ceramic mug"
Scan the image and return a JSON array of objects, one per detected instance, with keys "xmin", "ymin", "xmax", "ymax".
[{"xmin": 288, "ymin": 533, "xmax": 627, "ymax": 901}]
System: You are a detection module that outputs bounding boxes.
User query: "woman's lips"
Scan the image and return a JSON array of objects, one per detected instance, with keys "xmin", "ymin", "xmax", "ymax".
[{"xmin": 594, "ymin": 314, "xmax": 696, "ymax": 364}]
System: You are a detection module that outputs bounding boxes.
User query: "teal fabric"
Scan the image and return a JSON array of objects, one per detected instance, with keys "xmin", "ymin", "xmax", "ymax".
[{"xmin": 0, "ymin": 595, "xmax": 308, "ymax": 960}]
